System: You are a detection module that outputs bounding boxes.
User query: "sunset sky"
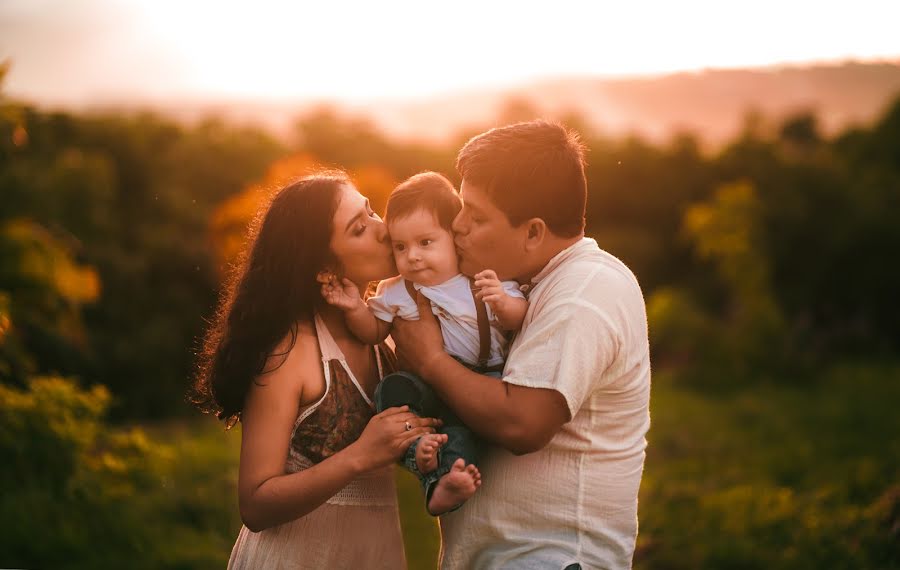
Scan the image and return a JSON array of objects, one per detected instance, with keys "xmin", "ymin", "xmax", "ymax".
[{"xmin": 2, "ymin": 0, "xmax": 899, "ymax": 105}]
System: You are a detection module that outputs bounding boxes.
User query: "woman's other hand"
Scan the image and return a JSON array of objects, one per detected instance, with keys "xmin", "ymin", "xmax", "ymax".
[{"xmin": 348, "ymin": 406, "xmax": 441, "ymax": 471}]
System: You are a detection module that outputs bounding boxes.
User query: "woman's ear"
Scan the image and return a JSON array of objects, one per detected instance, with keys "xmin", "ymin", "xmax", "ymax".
[
  {"xmin": 523, "ymin": 218, "xmax": 547, "ymax": 251},
  {"xmin": 316, "ymin": 269, "xmax": 335, "ymax": 285}
]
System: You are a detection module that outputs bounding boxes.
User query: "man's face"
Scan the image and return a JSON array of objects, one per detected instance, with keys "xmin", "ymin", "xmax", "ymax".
[{"xmin": 452, "ymin": 180, "xmax": 527, "ymax": 282}]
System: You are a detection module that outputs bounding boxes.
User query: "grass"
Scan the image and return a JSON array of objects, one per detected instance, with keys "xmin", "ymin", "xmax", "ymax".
[
  {"xmin": 636, "ymin": 362, "xmax": 900, "ymax": 569},
  {"xmin": 4, "ymin": 362, "xmax": 897, "ymax": 569}
]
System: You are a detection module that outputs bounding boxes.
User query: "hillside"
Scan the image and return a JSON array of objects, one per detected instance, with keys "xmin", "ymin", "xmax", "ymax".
[
  {"xmin": 43, "ymin": 60, "xmax": 900, "ymax": 146},
  {"xmin": 356, "ymin": 60, "xmax": 900, "ymax": 144}
]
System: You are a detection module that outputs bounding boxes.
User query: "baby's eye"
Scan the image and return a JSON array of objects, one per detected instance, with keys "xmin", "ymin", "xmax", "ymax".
[
  {"xmin": 394, "ymin": 243, "xmax": 405, "ymax": 252},
  {"xmin": 420, "ymin": 239, "xmax": 432, "ymax": 247}
]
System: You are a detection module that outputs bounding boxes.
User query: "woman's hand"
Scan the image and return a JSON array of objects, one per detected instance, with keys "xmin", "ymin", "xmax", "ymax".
[
  {"xmin": 348, "ymin": 406, "xmax": 441, "ymax": 472},
  {"xmin": 319, "ymin": 273, "xmax": 363, "ymax": 312}
]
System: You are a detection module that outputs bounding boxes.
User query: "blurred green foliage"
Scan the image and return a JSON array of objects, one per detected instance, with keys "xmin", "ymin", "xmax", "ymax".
[
  {"xmin": 3, "ymin": 367, "xmax": 895, "ymax": 569},
  {"xmin": 637, "ymin": 364, "xmax": 900, "ymax": 569},
  {"xmin": 3, "ymin": 65, "xmax": 900, "ymax": 413},
  {"xmin": 0, "ymin": 375, "xmax": 265, "ymax": 568}
]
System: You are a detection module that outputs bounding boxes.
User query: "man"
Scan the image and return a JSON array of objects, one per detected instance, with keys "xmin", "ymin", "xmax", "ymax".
[{"xmin": 393, "ymin": 120, "xmax": 651, "ymax": 569}]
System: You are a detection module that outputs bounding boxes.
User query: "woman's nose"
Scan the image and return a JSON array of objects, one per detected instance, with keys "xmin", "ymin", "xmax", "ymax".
[{"xmin": 375, "ymin": 219, "xmax": 389, "ymax": 242}]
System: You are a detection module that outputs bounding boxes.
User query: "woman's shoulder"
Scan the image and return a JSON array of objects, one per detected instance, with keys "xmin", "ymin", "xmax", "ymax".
[
  {"xmin": 257, "ymin": 319, "xmax": 323, "ymax": 394},
  {"xmin": 268, "ymin": 318, "xmax": 317, "ymax": 358}
]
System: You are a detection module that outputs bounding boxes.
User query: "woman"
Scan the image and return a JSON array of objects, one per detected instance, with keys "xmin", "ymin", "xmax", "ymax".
[{"xmin": 191, "ymin": 170, "xmax": 438, "ymax": 569}]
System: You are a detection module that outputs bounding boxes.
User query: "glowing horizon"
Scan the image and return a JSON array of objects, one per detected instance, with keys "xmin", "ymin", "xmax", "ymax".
[{"xmin": 2, "ymin": 0, "xmax": 899, "ymax": 105}]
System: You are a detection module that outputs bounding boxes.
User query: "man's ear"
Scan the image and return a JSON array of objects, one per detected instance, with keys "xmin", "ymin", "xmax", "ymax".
[{"xmin": 523, "ymin": 218, "xmax": 547, "ymax": 251}]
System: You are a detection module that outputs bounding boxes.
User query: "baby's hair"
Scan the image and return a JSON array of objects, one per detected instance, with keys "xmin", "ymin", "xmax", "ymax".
[{"xmin": 385, "ymin": 172, "xmax": 462, "ymax": 232}]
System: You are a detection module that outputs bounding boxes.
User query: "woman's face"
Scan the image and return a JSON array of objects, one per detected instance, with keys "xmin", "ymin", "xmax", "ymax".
[{"xmin": 329, "ymin": 184, "xmax": 397, "ymax": 287}]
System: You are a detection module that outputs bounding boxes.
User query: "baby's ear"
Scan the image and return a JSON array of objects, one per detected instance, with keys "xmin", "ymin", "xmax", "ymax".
[{"xmin": 316, "ymin": 270, "xmax": 334, "ymax": 284}]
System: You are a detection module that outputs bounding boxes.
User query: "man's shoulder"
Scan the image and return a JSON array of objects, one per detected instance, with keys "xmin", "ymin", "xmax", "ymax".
[{"xmin": 547, "ymin": 246, "xmax": 641, "ymax": 299}]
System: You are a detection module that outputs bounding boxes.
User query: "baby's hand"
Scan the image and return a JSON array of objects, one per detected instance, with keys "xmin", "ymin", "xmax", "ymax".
[
  {"xmin": 318, "ymin": 272, "xmax": 363, "ymax": 312},
  {"xmin": 474, "ymin": 269, "xmax": 509, "ymax": 314}
]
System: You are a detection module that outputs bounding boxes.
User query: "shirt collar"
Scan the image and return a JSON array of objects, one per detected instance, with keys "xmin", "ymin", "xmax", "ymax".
[{"xmin": 519, "ymin": 237, "xmax": 597, "ymax": 295}]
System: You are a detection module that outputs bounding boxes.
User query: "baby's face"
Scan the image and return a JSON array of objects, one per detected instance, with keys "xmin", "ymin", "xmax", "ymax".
[{"xmin": 388, "ymin": 209, "xmax": 459, "ymax": 287}]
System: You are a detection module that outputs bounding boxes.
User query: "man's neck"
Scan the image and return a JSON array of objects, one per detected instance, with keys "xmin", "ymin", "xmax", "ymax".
[{"xmin": 517, "ymin": 233, "xmax": 584, "ymax": 284}]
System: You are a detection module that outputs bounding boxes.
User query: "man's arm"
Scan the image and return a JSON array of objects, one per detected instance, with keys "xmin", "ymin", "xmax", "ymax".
[{"xmin": 392, "ymin": 292, "xmax": 568, "ymax": 455}]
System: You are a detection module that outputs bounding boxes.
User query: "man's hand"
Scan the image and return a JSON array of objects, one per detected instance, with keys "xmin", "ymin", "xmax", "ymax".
[{"xmin": 391, "ymin": 291, "xmax": 447, "ymax": 379}]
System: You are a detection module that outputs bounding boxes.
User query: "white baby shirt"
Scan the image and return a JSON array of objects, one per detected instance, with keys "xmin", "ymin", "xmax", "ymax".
[{"xmin": 368, "ymin": 273, "xmax": 524, "ymax": 368}]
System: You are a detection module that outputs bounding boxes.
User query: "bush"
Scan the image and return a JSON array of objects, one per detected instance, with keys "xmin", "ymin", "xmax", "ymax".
[{"xmin": 0, "ymin": 376, "xmax": 235, "ymax": 569}]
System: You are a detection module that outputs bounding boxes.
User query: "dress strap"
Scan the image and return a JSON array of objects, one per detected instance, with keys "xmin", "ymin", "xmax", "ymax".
[
  {"xmin": 312, "ymin": 312, "xmax": 375, "ymax": 408},
  {"xmin": 313, "ymin": 312, "xmax": 345, "ymax": 362}
]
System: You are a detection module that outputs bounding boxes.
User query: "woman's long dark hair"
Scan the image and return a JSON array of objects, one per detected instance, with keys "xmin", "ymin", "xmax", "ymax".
[{"xmin": 190, "ymin": 171, "xmax": 348, "ymax": 426}]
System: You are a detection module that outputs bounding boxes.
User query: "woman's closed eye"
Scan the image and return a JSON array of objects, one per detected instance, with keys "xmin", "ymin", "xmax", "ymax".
[{"xmin": 354, "ymin": 222, "xmax": 367, "ymax": 236}]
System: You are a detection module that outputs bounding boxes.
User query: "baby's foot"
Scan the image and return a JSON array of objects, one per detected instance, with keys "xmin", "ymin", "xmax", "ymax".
[
  {"xmin": 427, "ymin": 458, "xmax": 481, "ymax": 515},
  {"xmin": 415, "ymin": 433, "xmax": 447, "ymax": 474}
]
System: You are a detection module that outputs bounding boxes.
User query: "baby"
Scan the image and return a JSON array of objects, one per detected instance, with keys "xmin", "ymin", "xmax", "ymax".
[{"xmin": 321, "ymin": 172, "xmax": 527, "ymax": 515}]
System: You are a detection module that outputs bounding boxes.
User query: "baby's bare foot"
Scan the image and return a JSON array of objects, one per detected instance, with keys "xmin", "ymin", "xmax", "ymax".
[
  {"xmin": 415, "ymin": 433, "xmax": 447, "ymax": 474},
  {"xmin": 427, "ymin": 458, "xmax": 481, "ymax": 515}
]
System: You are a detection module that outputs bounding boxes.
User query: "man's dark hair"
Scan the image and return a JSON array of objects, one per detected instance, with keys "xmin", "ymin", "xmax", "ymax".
[
  {"xmin": 385, "ymin": 171, "xmax": 462, "ymax": 232},
  {"xmin": 456, "ymin": 119, "xmax": 587, "ymax": 237}
]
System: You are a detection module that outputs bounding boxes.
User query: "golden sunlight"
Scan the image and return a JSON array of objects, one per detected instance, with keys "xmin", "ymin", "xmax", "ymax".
[{"xmin": 2, "ymin": 0, "xmax": 898, "ymax": 104}]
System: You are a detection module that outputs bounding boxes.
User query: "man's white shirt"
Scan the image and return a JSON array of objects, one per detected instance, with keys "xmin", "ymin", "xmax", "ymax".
[{"xmin": 439, "ymin": 238, "xmax": 651, "ymax": 570}]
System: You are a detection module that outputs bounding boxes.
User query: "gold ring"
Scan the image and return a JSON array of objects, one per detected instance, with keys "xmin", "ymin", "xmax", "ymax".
[{"xmin": 404, "ymin": 421, "xmax": 412, "ymax": 431}]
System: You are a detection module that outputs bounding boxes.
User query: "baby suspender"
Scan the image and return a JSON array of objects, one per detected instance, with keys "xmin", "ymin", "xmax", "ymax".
[{"xmin": 403, "ymin": 279, "xmax": 491, "ymax": 368}]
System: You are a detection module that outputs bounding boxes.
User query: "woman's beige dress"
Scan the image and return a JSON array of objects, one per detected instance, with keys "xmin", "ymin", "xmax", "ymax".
[{"xmin": 227, "ymin": 314, "xmax": 406, "ymax": 569}]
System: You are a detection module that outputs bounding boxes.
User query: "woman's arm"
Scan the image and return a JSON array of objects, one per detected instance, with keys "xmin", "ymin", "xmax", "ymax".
[{"xmin": 237, "ymin": 329, "xmax": 435, "ymax": 532}]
